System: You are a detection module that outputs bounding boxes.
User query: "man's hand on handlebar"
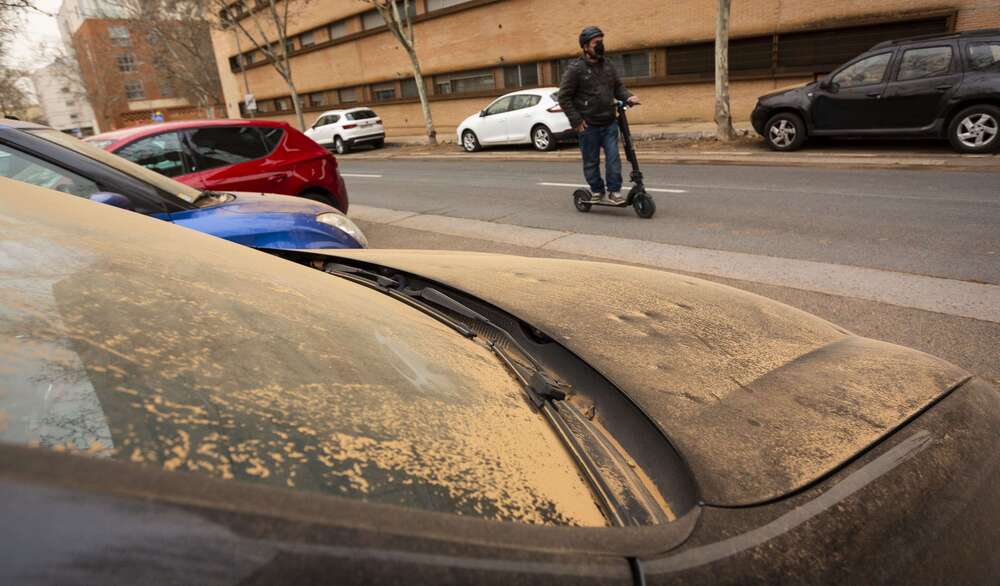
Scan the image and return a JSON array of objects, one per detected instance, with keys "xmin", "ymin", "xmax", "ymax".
[{"xmin": 627, "ymin": 96, "xmax": 640, "ymax": 106}]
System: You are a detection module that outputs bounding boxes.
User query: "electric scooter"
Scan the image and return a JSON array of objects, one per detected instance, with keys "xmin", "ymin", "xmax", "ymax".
[{"xmin": 572, "ymin": 101, "xmax": 656, "ymax": 219}]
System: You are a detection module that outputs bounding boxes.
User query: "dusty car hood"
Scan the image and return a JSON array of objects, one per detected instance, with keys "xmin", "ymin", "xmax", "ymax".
[{"xmin": 317, "ymin": 250, "xmax": 970, "ymax": 506}]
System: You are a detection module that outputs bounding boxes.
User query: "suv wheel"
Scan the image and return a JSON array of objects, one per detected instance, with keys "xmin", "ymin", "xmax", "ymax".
[
  {"xmin": 763, "ymin": 112, "xmax": 807, "ymax": 151},
  {"xmin": 948, "ymin": 105, "xmax": 1000, "ymax": 154},
  {"xmin": 334, "ymin": 136, "xmax": 349, "ymax": 155},
  {"xmin": 462, "ymin": 130, "xmax": 482, "ymax": 152}
]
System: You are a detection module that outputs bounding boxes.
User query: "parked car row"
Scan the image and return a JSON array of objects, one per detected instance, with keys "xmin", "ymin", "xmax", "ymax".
[{"xmin": 1, "ymin": 118, "xmax": 367, "ymax": 250}]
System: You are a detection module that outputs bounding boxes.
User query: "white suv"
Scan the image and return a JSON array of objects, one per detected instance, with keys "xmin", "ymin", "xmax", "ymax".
[
  {"xmin": 456, "ymin": 87, "xmax": 574, "ymax": 152},
  {"xmin": 305, "ymin": 108, "xmax": 385, "ymax": 154}
]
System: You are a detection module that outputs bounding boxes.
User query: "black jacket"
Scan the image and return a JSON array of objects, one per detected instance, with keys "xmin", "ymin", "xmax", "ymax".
[{"xmin": 558, "ymin": 56, "xmax": 633, "ymax": 128}]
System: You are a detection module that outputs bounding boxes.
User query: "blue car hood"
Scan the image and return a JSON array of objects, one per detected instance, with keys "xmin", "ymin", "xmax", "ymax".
[
  {"xmin": 167, "ymin": 192, "xmax": 360, "ymax": 250},
  {"xmin": 212, "ymin": 191, "xmax": 332, "ymax": 215}
]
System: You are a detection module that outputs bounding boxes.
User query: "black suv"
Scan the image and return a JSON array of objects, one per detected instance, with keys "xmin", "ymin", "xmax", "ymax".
[{"xmin": 751, "ymin": 29, "xmax": 1000, "ymax": 153}]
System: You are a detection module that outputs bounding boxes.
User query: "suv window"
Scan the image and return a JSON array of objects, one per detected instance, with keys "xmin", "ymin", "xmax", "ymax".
[
  {"xmin": 116, "ymin": 132, "xmax": 187, "ymax": 178},
  {"xmin": 896, "ymin": 46, "xmax": 953, "ymax": 81},
  {"xmin": 0, "ymin": 143, "xmax": 100, "ymax": 198},
  {"xmin": 346, "ymin": 110, "xmax": 377, "ymax": 121},
  {"xmin": 833, "ymin": 53, "xmax": 892, "ymax": 88},
  {"xmin": 511, "ymin": 94, "xmax": 541, "ymax": 110},
  {"xmin": 966, "ymin": 42, "xmax": 1000, "ymax": 71},
  {"xmin": 186, "ymin": 126, "xmax": 269, "ymax": 171},
  {"xmin": 484, "ymin": 96, "xmax": 513, "ymax": 115}
]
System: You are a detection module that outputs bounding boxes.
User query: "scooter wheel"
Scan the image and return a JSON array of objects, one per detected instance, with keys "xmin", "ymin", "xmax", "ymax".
[
  {"xmin": 633, "ymin": 194, "xmax": 655, "ymax": 219},
  {"xmin": 573, "ymin": 189, "xmax": 592, "ymax": 212}
]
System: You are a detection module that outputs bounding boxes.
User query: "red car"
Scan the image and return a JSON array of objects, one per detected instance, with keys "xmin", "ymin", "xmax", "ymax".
[{"xmin": 88, "ymin": 119, "xmax": 348, "ymax": 212}]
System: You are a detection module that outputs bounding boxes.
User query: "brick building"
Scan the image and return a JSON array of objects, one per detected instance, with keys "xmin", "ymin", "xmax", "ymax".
[
  {"xmin": 58, "ymin": 0, "xmax": 222, "ymax": 130},
  {"xmin": 211, "ymin": 0, "xmax": 1000, "ymax": 136}
]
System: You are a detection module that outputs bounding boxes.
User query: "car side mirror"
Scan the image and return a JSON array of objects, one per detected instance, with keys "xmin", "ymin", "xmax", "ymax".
[
  {"xmin": 479, "ymin": 110, "xmax": 487, "ymax": 117},
  {"xmin": 89, "ymin": 192, "xmax": 134, "ymax": 211},
  {"xmin": 820, "ymin": 78, "xmax": 838, "ymax": 93}
]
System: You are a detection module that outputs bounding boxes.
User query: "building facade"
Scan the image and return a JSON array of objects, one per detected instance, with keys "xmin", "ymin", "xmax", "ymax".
[
  {"xmin": 58, "ymin": 0, "xmax": 221, "ymax": 131},
  {"xmin": 30, "ymin": 63, "xmax": 99, "ymax": 137},
  {"xmin": 211, "ymin": 0, "xmax": 1000, "ymax": 136}
]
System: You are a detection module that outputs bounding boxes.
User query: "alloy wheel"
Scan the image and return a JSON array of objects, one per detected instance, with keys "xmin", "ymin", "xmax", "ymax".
[
  {"xmin": 957, "ymin": 114, "xmax": 999, "ymax": 149},
  {"xmin": 769, "ymin": 119, "xmax": 797, "ymax": 148},
  {"xmin": 533, "ymin": 128, "xmax": 551, "ymax": 150}
]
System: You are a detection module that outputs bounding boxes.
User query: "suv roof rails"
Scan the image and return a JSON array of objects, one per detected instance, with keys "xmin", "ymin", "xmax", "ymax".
[{"xmin": 871, "ymin": 28, "xmax": 1000, "ymax": 50}]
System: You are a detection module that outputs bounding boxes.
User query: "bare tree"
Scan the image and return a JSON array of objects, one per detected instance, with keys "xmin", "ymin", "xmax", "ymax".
[
  {"xmin": 0, "ymin": 64, "xmax": 30, "ymax": 118},
  {"xmin": 109, "ymin": 0, "xmax": 224, "ymax": 116},
  {"xmin": 714, "ymin": 0, "xmax": 735, "ymax": 141},
  {"xmin": 213, "ymin": 0, "xmax": 308, "ymax": 130},
  {"xmin": 59, "ymin": 36, "xmax": 129, "ymax": 130},
  {"xmin": 362, "ymin": 0, "xmax": 436, "ymax": 144}
]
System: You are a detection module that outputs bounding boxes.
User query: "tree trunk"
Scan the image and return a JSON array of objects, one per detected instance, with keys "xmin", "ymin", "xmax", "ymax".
[
  {"xmin": 288, "ymin": 80, "xmax": 305, "ymax": 131},
  {"xmin": 407, "ymin": 51, "xmax": 436, "ymax": 145},
  {"xmin": 714, "ymin": 0, "xmax": 736, "ymax": 141}
]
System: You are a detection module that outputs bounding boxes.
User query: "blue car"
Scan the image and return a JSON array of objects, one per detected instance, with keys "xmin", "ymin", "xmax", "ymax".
[{"xmin": 0, "ymin": 118, "xmax": 367, "ymax": 249}]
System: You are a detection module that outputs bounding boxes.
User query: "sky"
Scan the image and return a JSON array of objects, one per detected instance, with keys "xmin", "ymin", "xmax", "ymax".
[{"xmin": 4, "ymin": 0, "xmax": 65, "ymax": 69}]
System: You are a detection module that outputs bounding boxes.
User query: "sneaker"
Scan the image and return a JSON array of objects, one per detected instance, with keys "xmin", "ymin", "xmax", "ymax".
[
  {"xmin": 589, "ymin": 191, "xmax": 606, "ymax": 203},
  {"xmin": 608, "ymin": 191, "xmax": 626, "ymax": 203}
]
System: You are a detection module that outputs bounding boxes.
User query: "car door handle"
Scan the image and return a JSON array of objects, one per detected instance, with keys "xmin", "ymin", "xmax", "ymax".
[
  {"xmin": 267, "ymin": 173, "xmax": 288, "ymax": 182},
  {"xmin": 935, "ymin": 84, "xmax": 953, "ymax": 90},
  {"xmin": 866, "ymin": 92, "xmax": 882, "ymax": 98}
]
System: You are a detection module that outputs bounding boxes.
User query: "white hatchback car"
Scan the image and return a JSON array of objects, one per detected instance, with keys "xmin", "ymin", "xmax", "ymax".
[
  {"xmin": 304, "ymin": 108, "xmax": 385, "ymax": 154},
  {"xmin": 456, "ymin": 87, "xmax": 574, "ymax": 152}
]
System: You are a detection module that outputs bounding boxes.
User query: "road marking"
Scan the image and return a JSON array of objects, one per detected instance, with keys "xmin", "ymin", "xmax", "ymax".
[
  {"xmin": 350, "ymin": 204, "xmax": 1000, "ymax": 324},
  {"xmin": 538, "ymin": 182, "xmax": 688, "ymax": 194},
  {"xmin": 342, "ymin": 173, "xmax": 383, "ymax": 178}
]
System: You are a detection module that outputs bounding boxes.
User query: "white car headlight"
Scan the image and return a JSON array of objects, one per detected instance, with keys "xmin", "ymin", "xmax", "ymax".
[{"xmin": 315, "ymin": 212, "xmax": 368, "ymax": 248}]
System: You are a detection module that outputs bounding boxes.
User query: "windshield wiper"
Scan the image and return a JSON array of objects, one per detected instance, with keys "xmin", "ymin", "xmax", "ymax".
[{"xmin": 322, "ymin": 261, "xmax": 670, "ymax": 527}]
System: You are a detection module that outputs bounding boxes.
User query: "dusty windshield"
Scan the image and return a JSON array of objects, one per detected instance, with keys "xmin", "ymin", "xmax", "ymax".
[
  {"xmin": 0, "ymin": 196, "xmax": 606, "ymax": 527},
  {"xmin": 27, "ymin": 129, "xmax": 202, "ymax": 204}
]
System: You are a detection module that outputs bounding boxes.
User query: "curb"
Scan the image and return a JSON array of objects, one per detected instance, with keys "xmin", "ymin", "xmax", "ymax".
[{"xmin": 344, "ymin": 148, "xmax": 1000, "ymax": 172}]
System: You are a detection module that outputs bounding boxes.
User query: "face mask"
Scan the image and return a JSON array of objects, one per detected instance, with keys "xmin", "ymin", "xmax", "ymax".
[{"xmin": 593, "ymin": 41, "xmax": 606, "ymax": 58}]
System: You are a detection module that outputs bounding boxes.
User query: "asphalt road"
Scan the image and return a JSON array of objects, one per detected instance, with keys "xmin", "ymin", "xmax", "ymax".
[
  {"xmin": 339, "ymin": 159, "xmax": 1000, "ymax": 284},
  {"xmin": 339, "ymin": 158, "xmax": 1000, "ymax": 381}
]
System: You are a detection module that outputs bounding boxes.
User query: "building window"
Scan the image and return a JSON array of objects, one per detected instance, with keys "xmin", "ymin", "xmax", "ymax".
[
  {"xmin": 503, "ymin": 63, "xmax": 539, "ymax": 88},
  {"xmin": 117, "ymin": 53, "xmax": 137, "ymax": 73},
  {"xmin": 426, "ymin": 0, "xmax": 472, "ymax": 11},
  {"xmin": 69, "ymin": 113, "xmax": 80, "ymax": 120},
  {"xmin": 275, "ymin": 97, "xmax": 290, "ymax": 111},
  {"xmin": 372, "ymin": 81, "xmax": 396, "ymax": 102},
  {"xmin": 339, "ymin": 87, "xmax": 359, "ymax": 103},
  {"xmin": 300, "ymin": 31, "xmax": 315, "ymax": 48},
  {"xmin": 362, "ymin": 2, "xmax": 416, "ymax": 30},
  {"xmin": 65, "ymin": 101, "xmax": 75, "ymax": 107},
  {"xmin": 60, "ymin": 86, "xmax": 70, "ymax": 94},
  {"xmin": 434, "ymin": 69, "xmax": 495, "ymax": 95},
  {"xmin": 160, "ymin": 79, "xmax": 175, "ymax": 97},
  {"xmin": 256, "ymin": 99, "xmax": 273, "ymax": 113},
  {"xmin": 556, "ymin": 58, "xmax": 575, "ymax": 81},
  {"xmin": 108, "ymin": 25, "xmax": 131, "ymax": 47},
  {"xmin": 329, "ymin": 20, "xmax": 348, "ymax": 40},
  {"xmin": 124, "ymin": 80, "xmax": 145, "ymax": 99},
  {"xmin": 308, "ymin": 91, "xmax": 326, "ymax": 107},
  {"xmin": 606, "ymin": 51, "xmax": 650, "ymax": 78},
  {"xmin": 401, "ymin": 78, "xmax": 419, "ymax": 98}
]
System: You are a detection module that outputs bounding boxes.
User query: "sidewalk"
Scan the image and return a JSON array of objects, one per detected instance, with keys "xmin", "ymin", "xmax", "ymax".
[{"xmin": 351, "ymin": 122, "xmax": 1000, "ymax": 172}]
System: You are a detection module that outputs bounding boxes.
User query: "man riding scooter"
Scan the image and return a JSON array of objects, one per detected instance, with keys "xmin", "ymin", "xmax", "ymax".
[{"xmin": 558, "ymin": 26, "xmax": 641, "ymax": 204}]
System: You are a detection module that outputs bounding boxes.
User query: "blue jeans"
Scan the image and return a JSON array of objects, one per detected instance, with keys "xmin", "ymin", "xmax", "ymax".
[{"xmin": 579, "ymin": 121, "xmax": 622, "ymax": 194}]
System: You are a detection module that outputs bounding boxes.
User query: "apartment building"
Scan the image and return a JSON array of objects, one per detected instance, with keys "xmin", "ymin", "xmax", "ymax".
[
  {"xmin": 30, "ymin": 63, "xmax": 99, "ymax": 136},
  {"xmin": 211, "ymin": 0, "xmax": 1000, "ymax": 135},
  {"xmin": 58, "ymin": 0, "xmax": 220, "ymax": 130}
]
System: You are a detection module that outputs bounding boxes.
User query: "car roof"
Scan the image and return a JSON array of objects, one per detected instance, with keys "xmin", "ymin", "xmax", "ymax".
[
  {"xmin": 315, "ymin": 107, "xmax": 377, "ymax": 117},
  {"xmin": 89, "ymin": 118, "xmax": 289, "ymax": 143},
  {"xmin": 871, "ymin": 27, "xmax": 1000, "ymax": 50},
  {"xmin": 498, "ymin": 87, "xmax": 560, "ymax": 98},
  {"xmin": 0, "ymin": 117, "xmax": 49, "ymax": 131}
]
